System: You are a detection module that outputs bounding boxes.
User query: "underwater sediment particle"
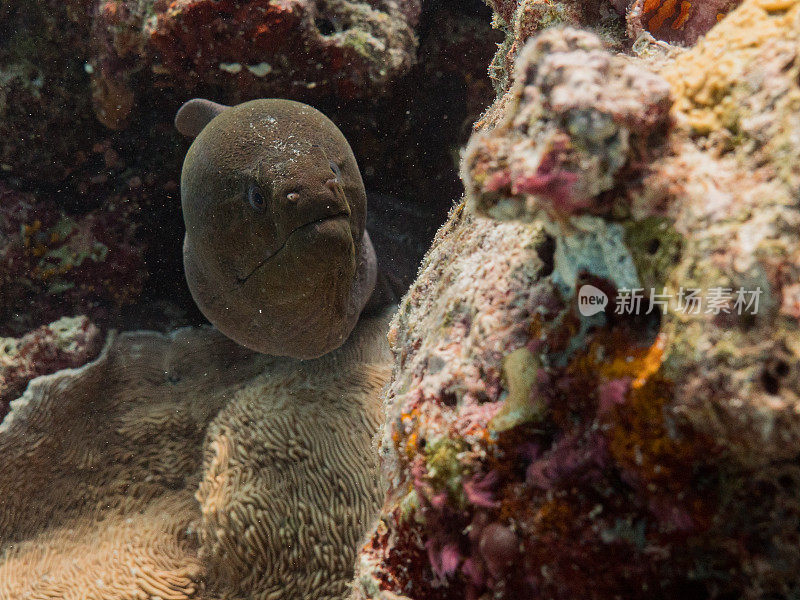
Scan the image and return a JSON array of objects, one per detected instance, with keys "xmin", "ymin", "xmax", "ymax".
[
  {"xmin": 0, "ymin": 309, "xmax": 394, "ymax": 599},
  {"xmin": 353, "ymin": 5, "xmax": 800, "ymax": 598}
]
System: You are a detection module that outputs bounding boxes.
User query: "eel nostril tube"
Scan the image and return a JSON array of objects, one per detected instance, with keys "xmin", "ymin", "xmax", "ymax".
[{"xmin": 325, "ymin": 178, "xmax": 338, "ymax": 190}]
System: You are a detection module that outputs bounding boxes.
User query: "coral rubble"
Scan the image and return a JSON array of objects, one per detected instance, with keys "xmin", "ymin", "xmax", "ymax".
[
  {"xmin": 0, "ymin": 310, "xmax": 394, "ymax": 600},
  {"xmin": 354, "ymin": 2, "xmax": 800, "ymax": 597}
]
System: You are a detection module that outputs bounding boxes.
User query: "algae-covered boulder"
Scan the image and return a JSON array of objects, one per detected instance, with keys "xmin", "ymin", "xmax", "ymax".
[{"xmin": 353, "ymin": 2, "xmax": 800, "ymax": 598}]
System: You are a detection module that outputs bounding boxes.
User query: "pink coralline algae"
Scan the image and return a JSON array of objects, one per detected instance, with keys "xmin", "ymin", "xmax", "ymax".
[
  {"xmin": 464, "ymin": 28, "xmax": 672, "ymax": 220},
  {"xmin": 0, "ymin": 316, "xmax": 103, "ymax": 420},
  {"xmin": 353, "ymin": 2, "xmax": 800, "ymax": 597}
]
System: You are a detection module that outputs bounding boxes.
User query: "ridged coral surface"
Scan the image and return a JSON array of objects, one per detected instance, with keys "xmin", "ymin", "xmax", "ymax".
[
  {"xmin": 354, "ymin": 1, "xmax": 800, "ymax": 598},
  {"xmin": 0, "ymin": 310, "xmax": 393, "ymax": 600}
]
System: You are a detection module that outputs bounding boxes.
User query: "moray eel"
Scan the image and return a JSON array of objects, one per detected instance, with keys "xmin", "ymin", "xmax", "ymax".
[{"xmin": 175, "ymin": 98, "xmax": 377, "ymax": 359}]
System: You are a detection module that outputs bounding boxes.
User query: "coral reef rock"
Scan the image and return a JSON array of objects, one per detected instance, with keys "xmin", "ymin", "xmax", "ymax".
[
  {"xmin": 0, "ymin": 309, "xmax": 394, "ymax": 600},
  {"xmin": 92, "ymin": 0, "xmax": 421, "ymax": 128},
  {"xmin": 0, "ymin": 185, "xmax": 147, "ymax": 334},
  {"xmin": 465, "ymin": 27, "xmax": 672, "ymax": 220},
  {"xmin": 481, "ymin": 0, "xmax": 745, "ymax": 95},
  {"xmin": 354, "ymin": 3, "xmax": 800, "ymax": 598},
  {"xmin": 0, "ymin": 315, "xmax": 103, "ymax": 420},
  {"xmin": 482, "ymin": 0, "xmax": 627, "ymax": 93}
]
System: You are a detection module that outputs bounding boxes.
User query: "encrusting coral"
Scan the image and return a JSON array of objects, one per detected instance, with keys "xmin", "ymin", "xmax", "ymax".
[
  {"xmin": 353, "ymin": 1, "xmax": 800, "ymax": 598},
  {"xmin": 0, "ymin": 315, "xmax": 102, "ymax": 420},
  {"xmin": 0, "ymin": 308, "xmax": 394, "ymax": 600}
]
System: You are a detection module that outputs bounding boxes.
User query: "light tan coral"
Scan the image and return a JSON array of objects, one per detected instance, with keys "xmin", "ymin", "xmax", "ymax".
[
  {"xmin": 0, "ymin": 309, "xmax": 394, "ymax": 600},
  {"xmin": 0, "ymin": 327, "xmax": 249, "ymax": 600},
  {"xmin": 1, "ymin": 492, "xmax": 203, "ymax": 600},
  {"xmin": 660, "ymin": 0, "xmax": 800, "ymax": 136},
  {"xmin": 196, "ymin": 312, "xmax": 392, "ymax": 600}
]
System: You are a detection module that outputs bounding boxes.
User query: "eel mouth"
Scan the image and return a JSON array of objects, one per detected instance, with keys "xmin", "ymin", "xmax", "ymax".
[{"xmin": 235, "ymin": 212, "xmax": 350, "ymax": 285}]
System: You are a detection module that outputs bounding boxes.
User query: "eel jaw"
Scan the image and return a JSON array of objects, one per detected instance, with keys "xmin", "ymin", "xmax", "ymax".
[{"xmin": 234, "ymin": 212, "xmax": 351, "ymax": 286}]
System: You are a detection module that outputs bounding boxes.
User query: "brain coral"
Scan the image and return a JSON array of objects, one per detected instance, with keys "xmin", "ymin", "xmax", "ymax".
[
  {"xmin": 0, "ymin": 309, "xmax": 394, "ymax": 599},
  {"xmin": 353, "ymin": 2, "xmax": 800, "ymax": 597}
]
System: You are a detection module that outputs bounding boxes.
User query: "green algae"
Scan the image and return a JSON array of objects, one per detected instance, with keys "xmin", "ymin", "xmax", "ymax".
[
  {"xmin": 489, "ymin": 346, "xmax": 545, "ymax": 432},
  {"xmin": 624, "ymin": 216, "xmax": 683, "ymax": 291},
  {"xmin": 425, "ymin": 436, "xmax": 468, "ymax": 506}
]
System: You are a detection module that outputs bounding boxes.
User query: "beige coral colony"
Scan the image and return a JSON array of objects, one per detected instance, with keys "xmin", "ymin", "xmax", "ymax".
[{"xmin": 1, "ymin": 0, "xmax": 800, "ymax": 599}]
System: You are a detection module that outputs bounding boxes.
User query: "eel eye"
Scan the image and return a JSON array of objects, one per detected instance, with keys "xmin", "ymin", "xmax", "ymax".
[
  {"xmin": 248, "ymin": 186, "xmax": 265, "ymax": 211},
  {"xmin": 329, "ymin": 161, "xmax": 341, "ymax": 181},
  {"xmin": 286, "ymin": 192, "xmax": 300, "ymax": 202}
]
